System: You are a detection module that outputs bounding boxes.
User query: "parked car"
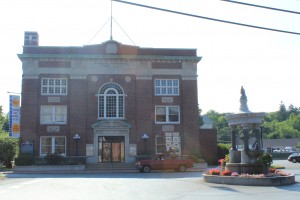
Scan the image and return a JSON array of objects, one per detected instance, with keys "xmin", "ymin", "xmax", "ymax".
[
  {"xmin": 287, "ymin": 153, "xmax": 300, "ymax": 163},
  {"xmin": 135, "ymin": 153, "xmax": 194, "ymax": 173}
]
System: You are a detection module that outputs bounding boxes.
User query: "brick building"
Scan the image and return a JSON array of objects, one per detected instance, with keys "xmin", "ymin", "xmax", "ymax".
[{"xmin": 18, "ymin": 31, "xmax": 203, "ymax": 164}]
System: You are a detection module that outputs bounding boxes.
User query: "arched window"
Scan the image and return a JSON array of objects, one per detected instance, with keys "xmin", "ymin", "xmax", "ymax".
[{"xmin": 98, "ymin": 83, "xmax": 124, "ymax": 118}]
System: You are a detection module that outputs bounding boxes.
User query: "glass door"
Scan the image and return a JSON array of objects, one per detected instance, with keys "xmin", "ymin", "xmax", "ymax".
[{"xmin": 98, "ymin": 136, "xmax": 125, "ymax": 163}]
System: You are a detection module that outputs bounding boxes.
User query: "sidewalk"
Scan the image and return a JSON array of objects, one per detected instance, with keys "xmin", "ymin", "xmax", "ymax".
[{"xmin": 5, "ymin": 163, "xmax": 207, "ymax": 174}]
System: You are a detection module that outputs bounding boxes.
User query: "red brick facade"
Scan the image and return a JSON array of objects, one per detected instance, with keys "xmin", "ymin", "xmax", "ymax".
[{"xmin": 18, "ymin": 32, "xmax": 202, "ymax": 163}]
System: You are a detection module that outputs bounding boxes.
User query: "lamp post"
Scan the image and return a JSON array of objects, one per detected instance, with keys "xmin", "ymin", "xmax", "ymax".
[
  {"xmin": 73, "ymin": 133, "xmax": 80, "ymax": 156},
  {"xmin": 142, "ymin": 133, "xmax": 149, "ymax": 155}
]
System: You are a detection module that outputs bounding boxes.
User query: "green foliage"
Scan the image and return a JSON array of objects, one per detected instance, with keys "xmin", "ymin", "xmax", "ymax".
[
  {"xmin": 0, "ymin": 137, "xmax": 19, "ymax": 168},
  {"xmin": 217, "ymin": 143, "xmax": 231, "ymax": 160},
  {"xmin": 45, "ymin": 153, "xmax": 64, "ymax": 165},
  {"xmin": 263, "ymin": 103, "xmax": 300, "ymax": 139},
  {"xmin": 258, "ymin": 153, "xmax": 273, "ymax": 167},
  {"xmin": 0, "ymin": 106, "xmax": 9, "ymax": 132},
  {"xmin": 15, "ymin": 154, "xmax": 34, "ymax": 166},
  {"xmin": 198, "ymin": 107, "xmax": 204, "ymax": 126},
  {"xmin": 206, "ymin": 110, "xmax": 230, "ymax": 142}
]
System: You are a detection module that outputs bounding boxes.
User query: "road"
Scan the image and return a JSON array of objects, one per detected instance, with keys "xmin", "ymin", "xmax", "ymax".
[{"xmin": 0, "ymin": 160, "xmax": 299, "ymax": 200}]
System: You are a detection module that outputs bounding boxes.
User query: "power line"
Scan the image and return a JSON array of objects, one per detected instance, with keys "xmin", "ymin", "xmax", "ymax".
[
  {"xmin": 221, "ymin": 0, "xmax": 300, "ymax": 15},
  {"xmin": 112, "ymin": 0, "xmax": 300, "ymax": 35}
]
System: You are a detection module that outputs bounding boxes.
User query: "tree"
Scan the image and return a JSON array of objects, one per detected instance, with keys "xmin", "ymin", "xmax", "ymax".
[
  {"xmin": 277, "ymin": 102, "xmax": 288, "ymax": 122},
  {"xmin": 206, "ymin": 110, "xmax": 230, "ymax": 143},
  {"xmin": 262, "ymin": 102, "xmax": 300, "ymax": 139},
  {"xmin": 0, "ymin": 137, "xmax": 19, "ymax": 168},
  {"xmin": 198, "ymin": 107, "xmax": 204, "ymax": 126}
]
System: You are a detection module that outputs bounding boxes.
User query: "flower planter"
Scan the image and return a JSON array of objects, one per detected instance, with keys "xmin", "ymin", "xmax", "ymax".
[{"xmin": 203, "ymin": 174, "xmax": 295, "ymax": 186}]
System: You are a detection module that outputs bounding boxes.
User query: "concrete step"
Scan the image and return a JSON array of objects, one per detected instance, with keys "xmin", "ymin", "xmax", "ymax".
[{"xmin": 86, "ymin": 163, "xmax": 136, "ymax": 171}]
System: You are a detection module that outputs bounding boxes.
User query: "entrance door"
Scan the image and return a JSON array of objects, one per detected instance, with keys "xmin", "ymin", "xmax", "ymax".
[{"xmin": 98, "ymin": 136, "xmax": 125, "ymax": 163}]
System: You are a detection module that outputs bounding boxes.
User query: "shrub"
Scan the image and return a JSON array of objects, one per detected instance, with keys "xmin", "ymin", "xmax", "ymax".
[
  {"xmin": 259, "ymin": 153, "xmax": 273, "ymax": 167},
  {"xmin": 188, "ymin": 154, "xmax": 205, "ymax": 163},
  {"xmin": 15, "ymin": 154, "xmax": 34, "ymax": 166},
  {"xmin": 217, "ymin": 143, "xmax": 231, "ymax": 160},
  {"xmin": 0, "ymin": 137, "xmax": 19, "ymax": 168},
  {"xmin": 45, "ymin": 153, "xmax": 64, "ymax": 165}
]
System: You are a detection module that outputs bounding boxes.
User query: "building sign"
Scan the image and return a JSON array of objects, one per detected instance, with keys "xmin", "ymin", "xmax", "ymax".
[
  {"xmin": 21, "ymin": 143, "xmax": 33, "ymax": 155},
  {"xmin": 9, "ymin": 95, "xmax": 20, "ymax": 138},
  {"xmin": 164, "ymin": 132, "xmax": 181, "ymax": 154},
  {"xmin": 129, "ymin": 144, "xmax": 137, "ymax": 156}
]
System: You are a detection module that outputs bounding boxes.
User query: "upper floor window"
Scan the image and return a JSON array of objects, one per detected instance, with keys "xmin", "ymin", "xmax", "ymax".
[
  {"xmin": 41, "ymin": 78, "xmax": 67, "ymax": 95},
  {"xmin": 155, "ymin": 106, "xmax": 180, "ymax": 124},
  {"xmin": 155, "ymin": 79, "xmax": 179, "ymax": 96},
  {"xmin": 98, "ymin": 83, "xmax": 124, "ymax": 119},
  {"xmin": 40, "ymin": 105, "xmax": 67, "ymax": 124}
]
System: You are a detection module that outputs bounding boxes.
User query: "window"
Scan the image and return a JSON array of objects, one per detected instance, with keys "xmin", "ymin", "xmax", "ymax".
[
  {"xmin": 155, "ymin": 106, "xmax": 180, "ymax": 123},
  {"xmin": 155, "ymin": 133, "xmax": 181, "ymax": 154},
  {"xmin": 41, "ymin": 78, "xmax": 67, "ymax": 95},
  {"xmin": 40, "ymin": 136, "xmax": 66, "ymax": 155},
  {"xmin": 98, "ymin": 83, "xmax": 124, "ymax": 119},
  {"xmin": 155, "ymin": 135, "xmax": 165, "ymax": 154},
  {"xmin": 40, "ymin": 105, "xmax": 67, "ymax": 124},
  {"xmin": 155, "ymin": 79, "xmax": 179, "ymax": 96}
]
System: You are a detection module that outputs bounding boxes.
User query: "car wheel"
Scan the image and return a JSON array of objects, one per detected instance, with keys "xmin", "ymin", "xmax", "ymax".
[
  {"xmin": 292, "ymin": 159, "xmax": 297, "ymax": 163},
  {"xmin": 142, "ymin": 165, "xmax": 151, "ymax": 173},
  {"xmin": 178, "ymin": 165, "xmax": 186, "ymax": 172}
]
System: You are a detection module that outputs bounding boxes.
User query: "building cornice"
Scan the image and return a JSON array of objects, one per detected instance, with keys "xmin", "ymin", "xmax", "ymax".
[{"xmin": 17, "ymin": 54, "xmax": 202, "ymax": 63}]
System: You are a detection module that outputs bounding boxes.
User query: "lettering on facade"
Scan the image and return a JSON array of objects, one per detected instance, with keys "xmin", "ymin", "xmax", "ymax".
[
  {"xmin": 48, "ymin": 97, "xmax": 61, "ymax": 103},
  {"xmin": 162, "ymin": 125, "xmax": 174, "ymax": 132},
  {"xmin": 47, "ymin": 126, "xmax": 60, "ymax": 132},
  {"xmin": 95, "ymin": 61, "xmax": 128, "ymax": 70},
  {"xmin": 162, "ymin": 97, "xmax": 173, "ymax": 103}
]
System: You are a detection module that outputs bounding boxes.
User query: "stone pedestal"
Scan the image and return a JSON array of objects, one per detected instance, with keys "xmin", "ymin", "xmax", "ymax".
[
  {"xmin": 229, "ymin": 149, "xmax": 241, "ymax": 163},
  {"xmin": 241, "ymin": 149, "xmax": 265, "ymax": 164},
  {"xmin": 226, "ymin": 163, "xmax": 267, "ymax": 174}
]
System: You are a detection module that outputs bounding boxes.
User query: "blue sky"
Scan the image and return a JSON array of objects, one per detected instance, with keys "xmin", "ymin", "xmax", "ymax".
[{"xmin": 1, "ymin": 0, "xmax": 300, "ymax": 114}]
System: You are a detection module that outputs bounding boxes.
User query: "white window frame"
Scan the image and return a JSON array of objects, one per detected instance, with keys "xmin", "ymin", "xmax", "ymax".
[
  {"xmin": 40, "ymin": 105, "xmax": 67, "ymax": 124},
  {"xmin": 155, "ymin": 106, "xmax": 180, "ymax": 124},
  {"xmin": 154, "ymin": 79, "xmax": 179, "ymax": 96},
  {"xmin": 41, "ymin": 78, "xmax": 68, "ymax": 95},
  {"xmin": 40, "ymin": 136, "xmax": 66, "ymax": 156},
  {"xmin": 97, "ymin": 83, "xmax": 125, "ymax": 119}
]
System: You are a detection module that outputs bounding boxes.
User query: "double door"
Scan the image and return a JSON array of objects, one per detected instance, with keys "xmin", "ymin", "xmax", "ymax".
[{"xmin": 98, "ymin": 136, "xmax": 125, "ymax": 163}]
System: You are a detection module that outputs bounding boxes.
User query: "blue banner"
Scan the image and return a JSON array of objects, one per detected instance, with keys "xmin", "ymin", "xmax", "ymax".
[{"xmin": 9, "ymin": 95, "xmax": 20, "ymax": 138}]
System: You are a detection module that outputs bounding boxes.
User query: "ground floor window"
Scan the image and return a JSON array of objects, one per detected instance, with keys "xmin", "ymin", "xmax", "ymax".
[
  {"xmin": 155, "ymin": 132, "xmax": 181, "ymax": 154},
  {"xmin": 98, "ymin": 136, "xmax": 125, "ymax": 163},
  {"xmin": 40, "ymin": 136, "xmax": 66, "ymax": 156}
]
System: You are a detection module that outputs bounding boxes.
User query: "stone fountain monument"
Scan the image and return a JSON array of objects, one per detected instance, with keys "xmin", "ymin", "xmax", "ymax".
[{"xmin": 225, "ymin": 86, "xmax": 266, "ymax": 174}]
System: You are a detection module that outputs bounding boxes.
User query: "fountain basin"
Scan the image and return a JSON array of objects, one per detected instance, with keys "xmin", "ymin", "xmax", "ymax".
[{"xmin": 203, "ymin": 174, "xmax": 295, "ymax": 186}]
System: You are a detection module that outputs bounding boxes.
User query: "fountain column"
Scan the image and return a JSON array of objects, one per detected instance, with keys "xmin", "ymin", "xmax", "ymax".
[
  {"xmin": 241, "ymin": 124, "xmax": 251, "ymax": 163},
  {"xmin": 229, "ymin": 125, "xmax": 241, "ymax": 163}
]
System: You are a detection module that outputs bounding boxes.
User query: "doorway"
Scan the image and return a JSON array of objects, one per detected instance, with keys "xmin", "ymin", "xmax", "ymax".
[{"xmin": 98, "ymin": 136, "xmax": 125, "ymax": 162}]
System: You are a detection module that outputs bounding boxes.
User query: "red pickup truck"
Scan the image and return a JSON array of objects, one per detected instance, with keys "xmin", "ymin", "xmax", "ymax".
[{"xmin": 135, "ymin": 154, "xmax": 194, "ymax": 173}]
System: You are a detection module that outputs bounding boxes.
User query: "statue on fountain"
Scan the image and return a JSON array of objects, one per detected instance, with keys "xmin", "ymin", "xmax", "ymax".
[{"xmin": 225, "ymin": 86, "xmax": 266, "ymax": 174}]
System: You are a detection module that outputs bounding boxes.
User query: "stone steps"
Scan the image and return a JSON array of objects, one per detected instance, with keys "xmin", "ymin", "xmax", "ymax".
[{"xmin": 86, "ymin": 163, "xmax": 136, "ymax": 171}]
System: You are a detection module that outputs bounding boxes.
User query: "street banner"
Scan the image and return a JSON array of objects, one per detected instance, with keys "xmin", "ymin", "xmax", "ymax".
[{"xmin": 9, "ymin": 95, "xmax": 20, "ymax": 138}]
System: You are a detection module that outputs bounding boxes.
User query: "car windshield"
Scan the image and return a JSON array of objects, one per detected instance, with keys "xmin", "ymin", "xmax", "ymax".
[{"xmin": 289, "ymin": 153, "xmax": 299, "ymax": 157}]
